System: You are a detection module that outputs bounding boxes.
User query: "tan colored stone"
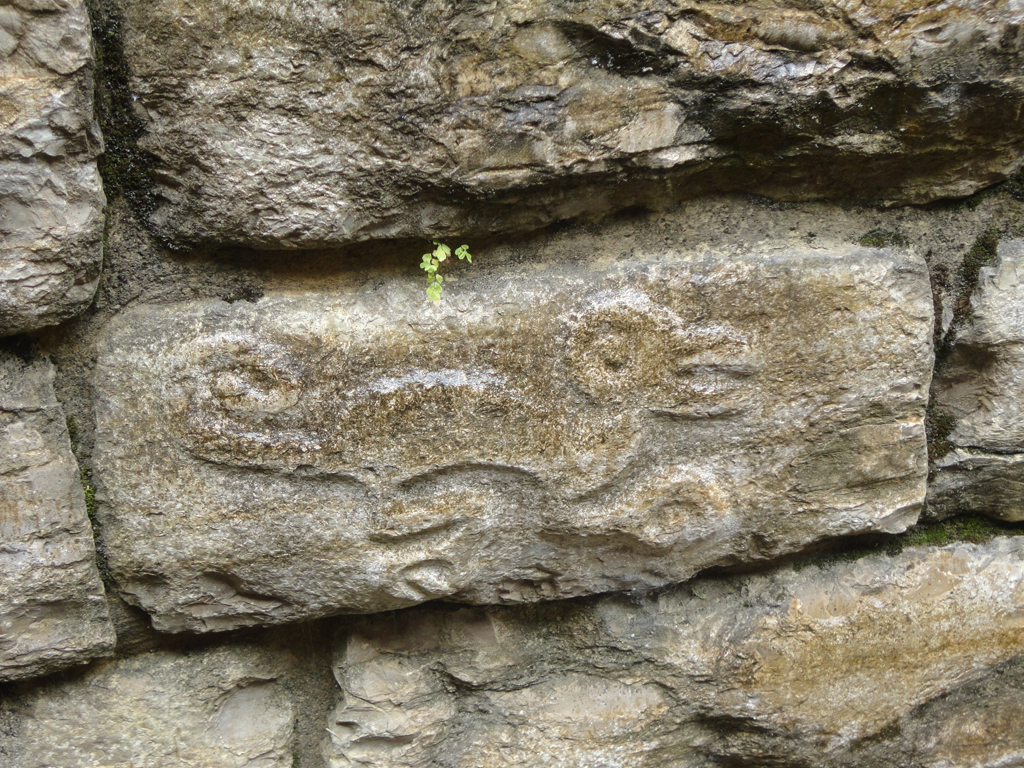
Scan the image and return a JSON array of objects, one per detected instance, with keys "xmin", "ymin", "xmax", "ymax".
[
  {"xmin": 0, "ymin": 0, "xmax": 104, "ymax": 335},
  {"xmin": 831, "ymin": 654, "xmax": 1024, "ymax": 768},
  {"xmin": 110, "ymin": 0, "xmax": 1024, "ymax": 249},
  {"xmin": 0, "ymin": 351, "xmax": 114, "ymax": 681},
  {"xmin": 328, "ymin": 538, "xmax": 1024, "ymax": 767},
  {"xmin": 0, "ymin": 643, "xmax": 294, "ymax": 768},
  {"xmin": 93, "ymin": 226, "xmax": 932, "ymax": 632}
]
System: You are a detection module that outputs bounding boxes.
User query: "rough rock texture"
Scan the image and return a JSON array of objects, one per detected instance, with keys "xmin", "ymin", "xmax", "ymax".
[
  {"xmin": 0, "ymin": 0, "xmax": 104, "ymax": 335},
  {"xmin": 928, "ymin": 450, "xmax": 1024, "ymax": 522},
  {"xmin": 93, "ymin": 228, "xmax": 933, "ymax": 632},
  {"xmin": 0, "ymin": 351, "xmax": 113, "ymax": 681},
  {"xmin": 328, "ymin": 538, "xmax": 1024, "ymax": 768},
  {"xmin": 114, "ymin": 0, "xmax": 1024, "ymax": 249},
  {"xmin": 930, "ymin": 239, "xmax": 1024, "ymax": 521},
  {"xmin": 830, "ymin": 653, "xmax": 1024, "ymax": 768},
  {"xmin": 0, "ymin": 643, "xmax": 295, "ymax": 768}
]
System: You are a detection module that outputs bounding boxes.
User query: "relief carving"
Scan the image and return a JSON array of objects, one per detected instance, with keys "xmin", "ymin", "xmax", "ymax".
[{"xmin": 94, "ymin": 245, "xmax": 932, "ymax": 631}]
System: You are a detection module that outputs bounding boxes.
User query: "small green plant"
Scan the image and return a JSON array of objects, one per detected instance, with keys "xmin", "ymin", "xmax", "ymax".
[
  {"xmin": 79, "ymin": 467, "xmax": 98, "ymax": 521},
  {"xmin": 420, "ymin": 241, "xmax": 472, "ymax": 303},
  {"xmin": 78, "ymin": 465, "xmax": 113, "ymax": 584}
]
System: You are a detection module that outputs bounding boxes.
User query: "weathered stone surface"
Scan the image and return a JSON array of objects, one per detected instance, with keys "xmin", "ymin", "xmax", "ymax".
[
  {"xmin": 0, "ymin": 0, "xmax": 104, "ymax": 335},
  {"xmin": 930, "ymin": 239, "xmax": 1024, "ymax": 521},
  {"xmin": 328, "ymin": 539, "xmax": 1024, "ymax": 768},
  {"xmin": 0, "ymin": 643, "xmax": 294, "ymax": 768},
  {"xmin": 0, "ymin": 351, "xmax": 113, "ymax": 681},
  {"xmin": 112, "ymin": 0, "xmax": 1024, "ymax": 249},
  {"xmin": 830, "ymin": 653, "xmax": 1024, "ymax": 768},
  {"xmin": 94, "ymin": 231, "xmax": 932, "ymax": 632},
  {"xmin": 928, "ymin": 450, "xmax": 1024, "ymax": 522}
]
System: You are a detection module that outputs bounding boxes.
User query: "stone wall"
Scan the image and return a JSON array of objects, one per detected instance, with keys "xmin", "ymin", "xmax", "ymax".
[{"xmin": 1, "ymin": 2, "xmax": 1023, "ymax": 766}]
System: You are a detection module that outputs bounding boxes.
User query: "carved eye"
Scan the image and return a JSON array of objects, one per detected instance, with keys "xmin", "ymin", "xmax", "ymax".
[
  {"xmin": 569, "ymin": 290, "xmax": 679, "ymax": 403},
  {"xmin": 567, "ymin": 300, "xmax": 665, "ymax": 401},
  {"xmin": 185, "ymin": 338, "xmax": 304, "ymax": 419},
  {"xmin": 567, "ymin": 291, "xmax": 758, "ymax": 410},
  {"xmin": 210, "ymin": 367, "xmax": 300, "ymax": 415}
]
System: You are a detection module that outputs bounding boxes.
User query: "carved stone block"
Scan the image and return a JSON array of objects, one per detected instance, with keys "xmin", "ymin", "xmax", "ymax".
[{"xmin": 94, "ymin": 240, "xmax": 932, "ymax": 631}]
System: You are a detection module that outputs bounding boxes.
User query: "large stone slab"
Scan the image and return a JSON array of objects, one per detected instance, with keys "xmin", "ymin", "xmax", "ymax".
[
  {"xmin": 93, "ymin": 237, "xmax": 932, "ymax": 632},
  {"xmin": 113, "ymin": 0, "xmax": 1024, "ymax": 249},
  {"xmin": 0, "ymin": 643, "xmax": 294, "ymax": 768},
  {"xmin": 0, "ymin": 0, "xmax": 105, "ymax": 335},
  {"xmin": 0, "ymin": 351, "xmax": 114, "ymax": 681},
  {"xmin": 930, "ymin": 239, "xmax": 1024, "ymax": 521},
  {"xmin": 328, "ymin": 538, "xmax": 1024, "ymax": 768}
]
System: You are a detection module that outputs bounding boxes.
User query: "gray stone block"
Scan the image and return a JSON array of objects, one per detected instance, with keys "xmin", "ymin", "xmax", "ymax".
[
  {"xmin": 0, "ymin": 0, "xmax": 104, "ymax": 336},
  {"xmin": 0, "ymin": 351, "xmax": 113, "ymax": 681},
  {"xmin": 93, "ymin": 232, "xmax": 932, "ymax": 632}
]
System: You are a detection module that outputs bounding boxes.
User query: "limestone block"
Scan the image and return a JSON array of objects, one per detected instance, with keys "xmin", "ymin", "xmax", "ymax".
[
  {"xmin": 930, "ymin": 240, "xmax": 1024, "ymax": 520},
  {"xmin": 93, "ymin": 235, "xmax": 932, "ymax": 632},
  {"xmin": 0, "ymin": 0, "xmax": 104, "ymax": 335},
  {"xmin": 0, "ymin": 643, "xmax": 294, "ymax": 768},
  {"xmin": 928, "ymin": 450, "xmax": 1024, "ymax": 522},
  {"xmin": 327, "ymin": 538, "xmax": 1024, "ymax": 768},
  {"xmin": 111, "ymin": 0, "xmax": 1024, "ymax": 249},
  {"xmin": 0, "ymin": 351, "xmax": 114, "ymax": 681}
]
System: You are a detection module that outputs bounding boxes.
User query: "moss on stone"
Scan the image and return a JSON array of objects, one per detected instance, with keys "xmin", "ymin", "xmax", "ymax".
[
  {"xmin": 958, "ymin": 227, "xmax": 1001, "ymax": 290},
  {"xmin": 78, "ymin": 465, "xmax": 112, "ymax": 585},
  {"xmin": 857, "ymin": 229, "xmax": 909, "ymax": 248},
  {"xmin": 79, "ymin": 467, "xmax": 97, "ymax": 519},
  {"xmin": 793, "ymin": 514, "xmax": 1023, "ymax": 572},
  {"xmin": 925, "ymin": 404, "xmax": 956, "ymax": 459},
  {"xmin": 903, "ymin": 514, "xmax": 1018, "ymax": 547},
  {"xmin": 83, "ymin": 0, "xmax": 159, "ymax": 226},
  {"xmin": 65, "ymin": 415, "xmax": 79, "ymax": 445},
  {"xmin": 935, "ymin": 227, "xmax": 1001, "ymax": 366},
  {"xmin": 1004, "ymin": 167, "xmax": 1024, "ymax": 202}
]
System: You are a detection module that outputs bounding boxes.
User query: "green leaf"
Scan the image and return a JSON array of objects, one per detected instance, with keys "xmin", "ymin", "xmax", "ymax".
[{"xmin": 417, "ymin": 240, "xmax": 478, "ymax": 302}]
